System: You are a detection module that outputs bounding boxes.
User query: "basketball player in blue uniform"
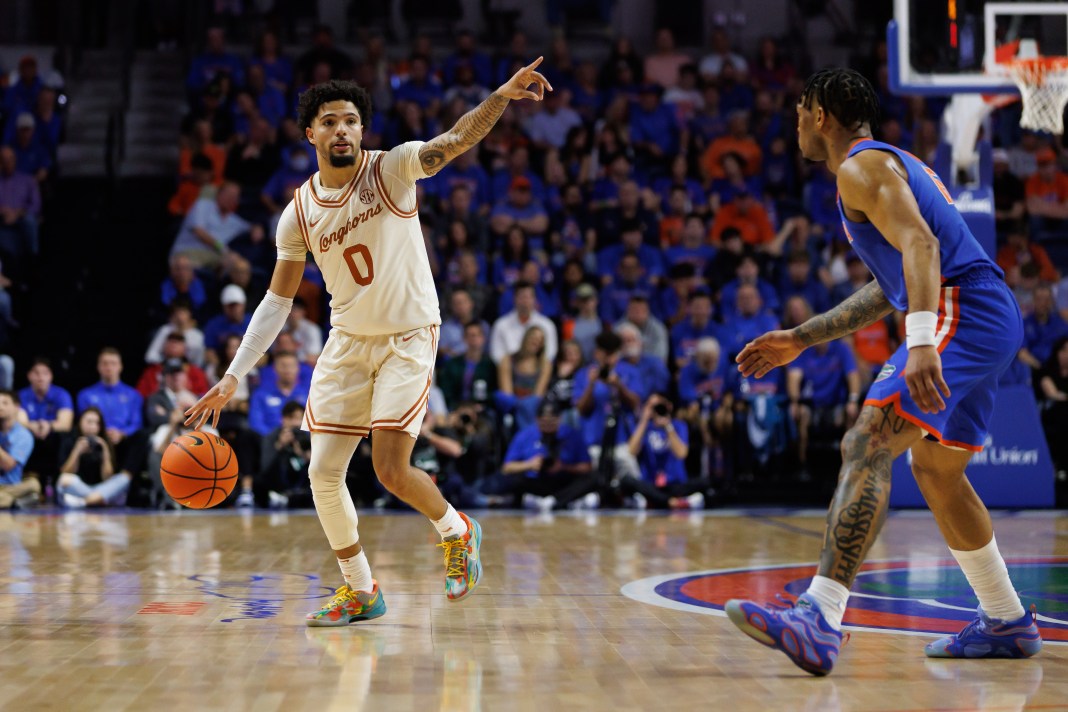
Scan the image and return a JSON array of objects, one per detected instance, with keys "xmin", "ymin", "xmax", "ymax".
[{"xmin": 725, "ymin": 69, "xmax": 1042, "ymax": 675}]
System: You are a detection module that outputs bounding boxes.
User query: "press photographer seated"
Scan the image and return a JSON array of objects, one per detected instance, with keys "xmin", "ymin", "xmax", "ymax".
[
  {"xmin": 616, "ymin": 394, "xmax": 707, "ymax": 510},
  {"xmin": 484, "ymin": 397, "xmax": 597, "ymax": 512}
]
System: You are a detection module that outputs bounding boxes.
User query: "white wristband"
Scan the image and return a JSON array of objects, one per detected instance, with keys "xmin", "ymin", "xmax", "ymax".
[
  {"xmin": 224, "ymin": 290, "xmax": 294, "ymax": 381},
  {"xmin": 905, "ymin": 311, "xmax": 938, "ymax": 349}
]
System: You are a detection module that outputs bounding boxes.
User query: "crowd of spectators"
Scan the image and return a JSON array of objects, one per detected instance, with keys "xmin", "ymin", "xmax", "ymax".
[{"xmin": 3, "ymin": 19, "xmax": 1068, "ymax": 512}]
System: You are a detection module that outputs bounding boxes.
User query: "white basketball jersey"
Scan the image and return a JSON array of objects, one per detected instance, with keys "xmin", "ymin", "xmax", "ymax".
[{"xmin": 276, "ymin": 141, "xmax": 440, "ymax": 336}]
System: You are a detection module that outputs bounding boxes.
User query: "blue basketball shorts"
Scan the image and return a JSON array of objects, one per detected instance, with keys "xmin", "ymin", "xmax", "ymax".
[{"xmin": 864, "ymin": 268, "xmax": 1023, "ymax": 452}]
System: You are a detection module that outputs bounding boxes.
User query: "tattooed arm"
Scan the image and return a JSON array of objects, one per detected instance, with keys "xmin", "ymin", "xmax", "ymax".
[
  {"xmin": 418, "ymin": 57, "xmax": 553, "ymax": 177},
  {"xmin": 794, "ymin": 280, "xmax": 895, "ymax": 347},
  {"xmin": 736, "ymin": 280, "xmax": 894, "ymax": 379}
]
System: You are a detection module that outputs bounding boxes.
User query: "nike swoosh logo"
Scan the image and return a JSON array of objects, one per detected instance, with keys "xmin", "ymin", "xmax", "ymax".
[
  {"xmin": 309, "ymin": 216, "xmax": 323, "ymax": 228},
  {"xmin": 401, "ymin": 333, "xmax": 418, "ymax": 342}
]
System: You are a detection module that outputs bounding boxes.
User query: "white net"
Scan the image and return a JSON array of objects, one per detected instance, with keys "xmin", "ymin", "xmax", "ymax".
[{"xmin": 1007, "ymin": 58, "xmax": 1068, "ymax": 134}]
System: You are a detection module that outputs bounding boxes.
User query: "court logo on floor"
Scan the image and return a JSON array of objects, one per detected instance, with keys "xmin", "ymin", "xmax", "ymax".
[{"xmin": 621, "ymin": 558, "xmax": 1068, "ymax": 643}]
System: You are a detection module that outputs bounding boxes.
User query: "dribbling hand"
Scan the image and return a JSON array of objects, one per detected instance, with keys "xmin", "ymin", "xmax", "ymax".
[
  {"xmin": 184, "ymin": 374, "xmax": 238, "ymax": 430},
  {"xmin": 735, "ymin": 329, "xmax": 806, "ymax": 378},
  {"xmin": 497, "ymin": 56, "xmax": 553, "ymax": 102}
]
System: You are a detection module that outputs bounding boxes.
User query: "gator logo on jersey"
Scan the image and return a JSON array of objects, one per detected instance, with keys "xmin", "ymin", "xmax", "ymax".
[
  {"xmin": 359, "ymin": 188, "xmax": 375, "ymax": 205},
  {"xmin": 621, "ymin": 558, "xmax": 1068, "ymax": 643},
  {"xmin": 875, "ymin": 363, "xmax": 896, "ymax": 382},
  {"xmin": 318, "ymin": 204, "xmax": 383, "ymax": 253}
]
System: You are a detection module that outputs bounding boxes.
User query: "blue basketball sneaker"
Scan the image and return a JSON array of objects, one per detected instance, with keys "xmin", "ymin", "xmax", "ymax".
[
  {"xmin": 925, "ymin": 606, "xmax": 1042, "ymax": 659},
  {"xmin": 725, "ymin": 593, "xmax": 843, "ymax": 676}
]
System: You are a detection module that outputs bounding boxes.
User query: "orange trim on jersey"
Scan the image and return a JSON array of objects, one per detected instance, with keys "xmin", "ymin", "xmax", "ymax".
[
  {"xmin": 307, "ymin": 425, "xmax": 371, "ymax": 437},
  {"xmin": 374, "ymin": 154, "xmax": 419, "ymax": 218},
  {"xmin": 863, "ymin": 392, "xmax": 984, "ymax": 453},
  {"xmin": 308, "ymin": 151, "xmax": 368, "ymax": 207},
  {"xmin": 292, "ymin": 187, "xmax": 313, "ymax": 252},
  {"xmin": 306, "ymin": 399, "xmax": 370, "ymax": 433},
  {"xmin": 370, "ymin": 377, "xmax": 432, "ymax": 426},
  {"xmin": 848, "ymin": 137, "xmax": 874, "ymax": 152}
]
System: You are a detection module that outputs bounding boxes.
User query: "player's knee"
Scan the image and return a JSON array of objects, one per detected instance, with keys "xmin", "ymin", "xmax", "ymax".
[
  {"xmin": 308, "ymin": 464, "xmax": 346, "ymax": 493},
  {"xmin": 373, "ymin": 459, "xmax": 409, "ymax": 494}
]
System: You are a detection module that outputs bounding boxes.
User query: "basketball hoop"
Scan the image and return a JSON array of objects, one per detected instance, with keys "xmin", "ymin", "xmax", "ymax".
[{"xmin": 1005, "ymin": 57, "xmax": 1068, "ymax": 135}]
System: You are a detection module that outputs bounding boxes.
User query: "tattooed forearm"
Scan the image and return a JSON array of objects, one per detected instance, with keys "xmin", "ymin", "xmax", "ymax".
[
  {"xmin": 418, "ymin": 92, "xmax": 510, "ymax": 176},
  {"xmin": 795, "ymin": 280, "xmax": 895, "ymax": 347},
  {"xmin": 818, "ymin": 403, "xmax": 904, "ymax": 587}
]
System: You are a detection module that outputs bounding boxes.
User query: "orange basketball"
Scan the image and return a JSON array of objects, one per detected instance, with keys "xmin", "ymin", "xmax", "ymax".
[{"xmin": 160, "ymin": 432, "xmax": 239, "ymax": 509}]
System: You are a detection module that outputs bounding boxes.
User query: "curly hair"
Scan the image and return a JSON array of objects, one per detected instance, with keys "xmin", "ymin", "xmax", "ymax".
[
  {"xmin": 800, "ymin": 68, "xmax": 880, "ymax": 132},
  {"xmin": 296, "ymin": 80, "xmax": 373, "ymax": 132}
]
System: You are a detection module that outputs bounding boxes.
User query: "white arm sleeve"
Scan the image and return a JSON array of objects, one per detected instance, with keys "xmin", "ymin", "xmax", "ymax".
[{"xmin": 224, "ymin": 290, "xmax": 294, "ymax": 382}]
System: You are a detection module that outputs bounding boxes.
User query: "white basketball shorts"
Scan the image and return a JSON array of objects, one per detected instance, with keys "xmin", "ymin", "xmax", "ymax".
[{"xmin": 302, "ymin": 324, "xmax": 438, "ymax": 439}]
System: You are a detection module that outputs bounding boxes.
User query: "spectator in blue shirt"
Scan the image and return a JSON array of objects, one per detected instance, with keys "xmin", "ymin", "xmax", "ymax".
[
  {"xmin": 653, "ymin": 155, "xmax": 707, "ymax": 214},
  {"xmin": 671, "ymin": 289, "xmax": 719, "ymax": 368},
  {"xmin": 394, "ymin": 54, "xmax": 444, "ymax": 114},
  {"xmin": 1020, "ymin": 285, "xmax": 1068, "ymax": 372},
  {"xmin": 665, "ymin": 215, "xmax": 718, "ymax": 274},
  {"xmin": 249, "ymin": 29, "xmax": 294, "ymax": 95},
  {"xmin": 490, "ymin": 177, "xmax": 549, "ymax": 244},
  {"xmin": 161, "ymin": 255, "xmax": 209, "ymax": 318},
  {"xmin": 719, "ymin": 284, "xmax": 781, "ymax": 361},
  {"xmin": 246, "ymin": 64, "xmax": 288, "ymax": 130},
  {"xmin": 77, "ymin": 347, "xmax": 154, "ymax": 488},
  {"xmin": 598, "ymin": 253, "xmax": 656, "ymax": 324},
  {"xmin": 203, "ymin": 284, "xmax": 254, "ymax": 357},
  {"xmin": 487, "ymin": 397, "xmax": 596, "ymax": 511},
  {"xmin": 787, "ymin": 338, "xmax": 860, "ymax": 478},
  {"xmin": 77, "ymin": 347, "xmax": 144, "ymax": 441},
  {"xmin": 778, "ymin": 250, "xmax": 831, "ymax": 315},
  {"xmin": 5, "ymin": 55, "xmax": 43, "ymax": 117},
  {"xmin": 490, "ymin": 146, "xmax": 547, "ymax": 205},
  {"xmin": 596, "ymin": 221, "xmax": 664, "ymax": 288},
  {"xmin": 718, "ymin": 253, "xmax": 781, "ymax": 321},
  {"xmin": 615, "ymin": 322, "xmax": 670, "ymax": 397},
  {"xmin": 248, "ymin": 352, "xmax": 310, "ymax": 436},
  {"xmin": 432, "ymin": 153, "xmax": 492, "ymax": 212},
  {"xmin": 0, "ymin": 389, "xmax": 39, "ymax": 508},
  {"xmin": 18, "ymin": 357, "xmax": 73, "ymax": 490},
  {"xmin": 619, "ymin": 394, "xmax": 707, "ymax": 509},
  {"xmin": 630, "ymin": 84, "xmax": 679, "ymax": 175},
  {"xmin": 573, "ymin": 331, "xmax": 646, "ymax": 481},
  {"xmin": 442, "ymin": 31, "xmax": 495, "ymax": 88},
  {"xmin": 186, "ymin": 27, "xmax": 246, "ymax": 96}
]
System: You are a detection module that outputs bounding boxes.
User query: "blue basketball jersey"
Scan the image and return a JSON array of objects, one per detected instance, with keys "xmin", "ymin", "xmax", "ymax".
[{"xmin": 837, "ymin": 139, "xmax": 1001, "ymax": 312}]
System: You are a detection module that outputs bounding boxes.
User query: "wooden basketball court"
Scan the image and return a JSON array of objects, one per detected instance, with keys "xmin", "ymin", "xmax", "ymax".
[{"xmin": 1, "ymin": 509, "xmax": 1065, "ymax": 710}]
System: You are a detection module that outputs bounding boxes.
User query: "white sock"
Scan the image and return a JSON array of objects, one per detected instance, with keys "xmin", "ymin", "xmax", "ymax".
[
  {"xmin": 950, "ymin": 535, "xmax": 1025, "ymax": 622},
  {"xmin": 805, "ymin": 575, "xmax": 850, "ymax": 631},
  {"xmin": 338, "ymin": 549, "xmax": 373, "ymax": 593},
  {"xmin": 432, "ymin": 503, "xmax": 468, "ymax": 539}
]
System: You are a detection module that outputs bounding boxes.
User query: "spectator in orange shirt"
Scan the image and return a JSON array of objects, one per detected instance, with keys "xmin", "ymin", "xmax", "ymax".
[
  {"xmin": 167, "ymin": 153, "xmax": 217, "ymax": 216},
  {"xmin": 997, "ymin": 222, "xmax": 1061, "ymax": 287},
  {"xmin": 700, "ymin": 110, "xmax": 762, "ymax": 182},
  {"xmin": 1026, "ymin": 147, "xmax": 1068, "ymax": 236},
  {"xmin": 658, "ymin": 185, "xmax": 689, "ymax": 247},
  {"xmin": 710, "ymin": 189, "xmax": 774, "ymax": 247}
]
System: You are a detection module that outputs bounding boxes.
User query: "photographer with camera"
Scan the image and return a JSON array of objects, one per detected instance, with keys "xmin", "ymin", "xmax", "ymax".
[
  {"xmin": 411, "ymin": 403, "xmax": 497, "ymax": 510},
  {"xmin": 573, "ymin": 331, "xmax": 645, "ymax": 485},
  {"xmin": 255, "ymin": 400, "xmax": 312, "ymax": 508},
  {"xmin": 487, "ymin": 398, "xmax": 596, "ymax": 512},
  {"xmin": 55, "ymin": 406, "xmax": 129, "ymax": 508},
  {"xmin": 619, "ymin": 394, "xmax": 706, "ymax": 509}
]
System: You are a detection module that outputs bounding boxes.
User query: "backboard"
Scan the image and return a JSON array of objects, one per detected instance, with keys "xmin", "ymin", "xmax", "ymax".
[{"xmin": 889, "ymin": 0, "xmax": 1068, "ymax": 95}]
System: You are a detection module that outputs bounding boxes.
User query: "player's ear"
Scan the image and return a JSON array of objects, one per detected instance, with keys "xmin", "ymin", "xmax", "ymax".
[{"xmin": 305, "ymin": 125, "xmax": 315, "ymax": 144}]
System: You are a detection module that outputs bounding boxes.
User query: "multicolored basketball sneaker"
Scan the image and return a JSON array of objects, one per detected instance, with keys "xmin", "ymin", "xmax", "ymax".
[
  {"xmin": 305, "ymin": 581, "xmax": 387, "ymax": 627},
  {"xmin": 439, "ymin": 512, "xmax": 482, "ymax": 601},
  {"xmin": 925, "ymin": 606, "xmax": 1042, "ymax": 658},
  {"xmin": 725, "ymin": 593, "xmax": 843, "ymax": 676}
]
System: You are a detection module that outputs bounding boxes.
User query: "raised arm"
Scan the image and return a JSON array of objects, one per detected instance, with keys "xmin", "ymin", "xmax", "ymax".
[{"xmin": 418, "ymin": 57, "xmax": 553, "ymax": 177}]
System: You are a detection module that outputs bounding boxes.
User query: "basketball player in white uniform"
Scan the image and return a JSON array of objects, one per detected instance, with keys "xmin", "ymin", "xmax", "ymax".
[{"xmin": 186, "ymin": 59, "xmax": 552, "ymax": 625}]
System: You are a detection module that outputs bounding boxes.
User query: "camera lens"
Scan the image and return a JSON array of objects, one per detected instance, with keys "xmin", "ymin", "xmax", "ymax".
[
  {"xmin": 599, "ymin": 365, "xmax": 611, "ymax": 380},
  {"xmin": 653, "ymin": 403, "xmax": 669, "ymax": 417}
]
